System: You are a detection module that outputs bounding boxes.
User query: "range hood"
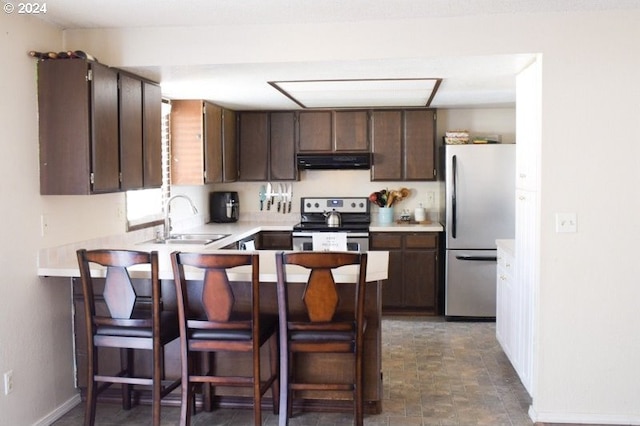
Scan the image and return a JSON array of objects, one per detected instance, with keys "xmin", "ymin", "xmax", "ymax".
[{"xmin": 296, "ymin": 152, "xmax": 372, "ymax": 170}]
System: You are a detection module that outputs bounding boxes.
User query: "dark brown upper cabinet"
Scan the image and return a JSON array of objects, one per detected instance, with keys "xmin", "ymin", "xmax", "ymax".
[
  {"xmin": 238, "ymin": 112, "xmax": 269, "ymax": 181},
  {"xmin": 142, "ymin": 82, "xmax": 163, "ymax": 188},
  {"xmin": 297, "ymin": 110, "xmax": 369, "ymax": 153},
  {"xmin": 38, "ymin": 59, "xmax": 162, "ymax": 195},
  {"xmin": 297, "ymin": 111, "xmax": 333, "ymax": 152},
  {"xmin": 171, "ymin": 100, "xmax": 237, "ymax": 185},
  {"xmin": 222, "ymin": 108, "xmax": 238, "ymax": 182},
  {"xmin": 238, "ymin": 111, "xmax": 297, "ymax": 181},
  {"xmin": 39, "ymin": 59, "xmax": 120, "ymax": 194},
  {"xmin": 118, "ymin": 74, "xmax": 162, "ymax": 190},
  {"xmin": 334, "ymin": 110, "xmax": 369, "ymax": 152},
  {"xmin": 371, "ymin": 109, "xmax": 436, "ymax": 181},
  {"xmin": 269, "ymin": 112, "xmax": 297, "ymax": 180},
  {"xmin": 118, "ymin": 73, "xmax": 144, "ymax": 190}
]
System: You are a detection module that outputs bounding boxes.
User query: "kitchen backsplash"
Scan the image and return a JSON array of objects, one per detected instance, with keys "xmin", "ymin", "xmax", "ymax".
[{"xmin": 205, "ymin": 169, "xmax": 443, "ymax": 223}]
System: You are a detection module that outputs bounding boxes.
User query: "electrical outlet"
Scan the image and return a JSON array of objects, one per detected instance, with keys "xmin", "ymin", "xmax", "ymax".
[
  {"xmin": 425, "ymin": 191, "xmax": 435, "ymax": 208},
  {"xmin": 4, "ymin": 370, "xmax": 13, "ymax": 395}
]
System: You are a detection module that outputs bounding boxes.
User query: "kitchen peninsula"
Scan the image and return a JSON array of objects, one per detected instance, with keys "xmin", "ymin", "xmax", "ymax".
[{"xmin": 38, "ymin": 222, "xmax": 392, "ymax": 413}]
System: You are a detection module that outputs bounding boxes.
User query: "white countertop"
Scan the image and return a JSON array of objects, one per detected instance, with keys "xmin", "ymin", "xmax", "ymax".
[
  {"xmin": 496, "ymin": 239, "xmax": 515, "ymax": 255},
  {"xmin": 37, "ymin": 220, "xmax": 390, "ymax": 282},
  {"xmin": 369, "ymin": 220, "xmax": 444, "ymax": 232}
]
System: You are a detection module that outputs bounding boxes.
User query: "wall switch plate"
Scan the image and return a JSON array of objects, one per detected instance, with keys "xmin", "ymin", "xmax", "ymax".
[
  {"xmin": 555, "ymin": 213, "xmax": 577, "ymax": 233},
  {"xmin": 3, "ymin": 370, "xmax": 13, "ymax": 395}
]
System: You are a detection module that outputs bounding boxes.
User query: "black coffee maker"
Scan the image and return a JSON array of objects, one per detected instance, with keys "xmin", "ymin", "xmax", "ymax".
[{"xmin": 209, "ymin": 191, "xmax": 239, "ymax": 223}]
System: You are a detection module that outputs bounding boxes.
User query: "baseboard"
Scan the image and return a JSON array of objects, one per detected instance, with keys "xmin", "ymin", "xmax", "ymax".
[
  {"xmin": 529, "ymin": 404, "xmax": 640, "ymax": 425},
  {"xmin": 32, "ymin": 393, "xmax": 81, "ymax": 426}
]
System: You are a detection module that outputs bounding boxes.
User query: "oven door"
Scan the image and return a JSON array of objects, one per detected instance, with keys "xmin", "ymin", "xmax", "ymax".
[{"xmin": 292, "ymin": 231, "xmax": 369, "ymax": 252}]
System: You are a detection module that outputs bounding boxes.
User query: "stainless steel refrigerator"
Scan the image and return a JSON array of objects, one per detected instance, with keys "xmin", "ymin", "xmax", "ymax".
[{"xmin": 444, "ymin": 144, "xmax": 515, "ymax": 319}]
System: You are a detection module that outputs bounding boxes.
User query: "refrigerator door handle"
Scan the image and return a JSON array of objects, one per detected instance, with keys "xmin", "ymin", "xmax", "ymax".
[
  {"xmin": 455, "ymin": 255, "xmax": 498, "ymax": 262},
  {"xmin": 451, "ymin": 154, "xmax": 457, "ymax": 238}
]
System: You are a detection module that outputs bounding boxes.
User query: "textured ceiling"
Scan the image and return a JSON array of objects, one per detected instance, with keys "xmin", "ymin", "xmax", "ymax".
[{"xmin": 34, "ymin": 0, "xmax": 638, "ymax": 109}]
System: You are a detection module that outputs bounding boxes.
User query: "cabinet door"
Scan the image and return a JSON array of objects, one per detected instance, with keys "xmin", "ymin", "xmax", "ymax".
[
  {"xmin": 119, "ymin": 73, "xmax": 144, "ymax": 190},
  {"xmin": 142, "ymin": 82, "xmax": 162, "ymax": 188},
  {"xmin": 403, "ymin": 249, "xmax": 437, "ymax": 310},
  {"xmin": 515, "ymin": 189, "xmax": 537, "ymax": 394},
  {"xmin": 370, "ymin": 111, "xmax": 403, "ymax": 181},
  {"xmin": 204, "ymin": 102, "xmax": 223, "ymax": 183},
  {"xmin": 403, "ymin": 233, "xmax": 438, "ymax": 311},
  {"xmin": 90, "ymin": 62, "xmax": 120, "ymax": 193},
  {"xmin": 370, "ymin": 233, "xmax": 404, "ymax": 309},
  {"xmin": 334, "ymin": 110, "xmax": 369, "ymax": 152},
  {"xmin": 404, "ymin": 109, "xmax": 435, "ymax": 180},
  {"xmin": 270, "ymin": 112, "xmax": 297, "ymax": 180},
  {"xmin": 496, "ymin": 248, "xmax": 516, "ymax": 362},
  {"xmin": 298, "ymin": 111, "xmax": 332, "ymax": 152},
  {"xmin": 39, "ymin": 59, "xmax": 92, "ymax": 194},
  {"xmin": 171, "ymin": 100, "xmax": 205, "ymax": 185},
  {"xmin": 381, "ymin": 249, "xmax": 404, "ymax": 308},
  {"xmin": 238, "ymin": 112, "xmax": 269, "ymax": 181},
  {"xmin": 222, "ymin": 108, "xmax": 237, "ymax": 182}
]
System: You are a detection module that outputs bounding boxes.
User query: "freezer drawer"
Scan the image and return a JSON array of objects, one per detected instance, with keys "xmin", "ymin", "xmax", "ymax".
[{"xmin": 445, "ymin": 249, "xmax": 497, "ymax": 318}]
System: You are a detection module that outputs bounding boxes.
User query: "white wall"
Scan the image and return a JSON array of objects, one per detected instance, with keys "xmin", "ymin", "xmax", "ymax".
[
  {"xmin": 0, "ymin": 13, "xmax": 78, "ymax": 425},
  {"xmin": 2, "ymin": 7, "xmax": 639, "ymax": 425}
]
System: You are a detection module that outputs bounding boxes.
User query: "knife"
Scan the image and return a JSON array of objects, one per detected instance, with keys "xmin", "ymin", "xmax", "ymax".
[
  {"xmin": 282, "ymin": 183, "xmax": 289, "ymax": 214},
  {"xmin": 287, "ymin": 183, "xmax": 293, "ymax": 213},
  {"xmin": 277, "ymin": 183, "xmax": 283, "ymax": 212},
  {"xmin": 266, "ymin": 182, "xmax": 272, "ymax": 210},
  {"xmin": 258, "ymin": 185, "xmax": 266, "ymax": 211}
]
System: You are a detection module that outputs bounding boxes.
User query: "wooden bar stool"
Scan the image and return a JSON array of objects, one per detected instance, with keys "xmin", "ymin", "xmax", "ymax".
[
  {"xmin": 76, "ymin": 249, "xmax": 181, "ymax": 426},
  {"xmin": 275, "ymin": 251, "xmax": 368, "ymax": 426},
  {"xmin": 170, "ymin": 251, "xmax": 279, "ymax": 426}
]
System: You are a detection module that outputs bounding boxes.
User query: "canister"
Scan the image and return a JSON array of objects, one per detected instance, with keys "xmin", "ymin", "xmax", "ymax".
[{"xmin": 414, "ymin": 204, "xmax": 426, "ymax": 222}]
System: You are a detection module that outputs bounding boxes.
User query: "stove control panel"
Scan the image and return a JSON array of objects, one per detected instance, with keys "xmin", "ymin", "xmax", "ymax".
[{"xmin": 301, "ymin": 197, "xmax": 369, "ymax": 214}]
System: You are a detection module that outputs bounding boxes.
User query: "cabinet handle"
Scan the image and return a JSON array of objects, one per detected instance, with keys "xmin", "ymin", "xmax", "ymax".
[
  {"xmin": 456, "ymin": 255, "xmax": 497, "ymax": 262},
  {"xmin": 451, "ymin": 155, "xmax": 457, "ymax": 238}
]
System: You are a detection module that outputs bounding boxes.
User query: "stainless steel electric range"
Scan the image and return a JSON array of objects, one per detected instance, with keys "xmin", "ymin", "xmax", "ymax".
[{"xmin": 292, "ymin": 197, "xmax": 370, "ymax": 252}]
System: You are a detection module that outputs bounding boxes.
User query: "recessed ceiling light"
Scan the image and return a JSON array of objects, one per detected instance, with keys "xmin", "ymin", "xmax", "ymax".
[{"xmin": 269, "ymin": 78, "xmax": 442, "ymax": 108}]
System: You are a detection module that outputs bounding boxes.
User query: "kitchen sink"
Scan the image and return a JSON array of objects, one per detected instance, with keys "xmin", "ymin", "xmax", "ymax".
[{"xmin": 139, "ymin": 233, "xmax": 230, "ymax": 246}]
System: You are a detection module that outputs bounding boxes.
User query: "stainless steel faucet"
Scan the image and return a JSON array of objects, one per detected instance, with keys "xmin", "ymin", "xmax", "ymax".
[{"xmin": 163, "ymin": 194, "xmax": 198, "ymax": 239}]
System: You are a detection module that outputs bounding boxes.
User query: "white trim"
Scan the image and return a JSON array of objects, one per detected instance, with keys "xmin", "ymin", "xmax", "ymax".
[
  {"xmin": 32, "ymin": 393, "xmax": 81, "ymax": 426},
  {"xmin": 529, "ymin": 405, "xmax": 640, "ymax": 425}
]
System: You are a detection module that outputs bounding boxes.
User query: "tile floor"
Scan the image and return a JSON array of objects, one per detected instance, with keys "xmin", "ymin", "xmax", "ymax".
[{"xmin": 53, "ymin": 317, "xmax": 534, "ymax": 425}]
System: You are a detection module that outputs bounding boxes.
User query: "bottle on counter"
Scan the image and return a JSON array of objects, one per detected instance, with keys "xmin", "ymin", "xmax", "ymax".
[{"xmin": 414, "ymin": 203, "xmax": 426, "ymax": 222}]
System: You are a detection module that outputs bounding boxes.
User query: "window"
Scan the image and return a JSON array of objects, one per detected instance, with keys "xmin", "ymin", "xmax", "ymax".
[{"xmin": 125, "ymin": 100, "xmax": 171, "ymax": 230}]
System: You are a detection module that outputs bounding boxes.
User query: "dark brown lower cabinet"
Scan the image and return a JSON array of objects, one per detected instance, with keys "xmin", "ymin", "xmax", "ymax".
[
  {"xmin": 370, "ymin": 232, "xmax": 440, "ymax": 315},
  {"xmin": 258, "ymin": 231, "xmax": 292, "ymax": 250}
]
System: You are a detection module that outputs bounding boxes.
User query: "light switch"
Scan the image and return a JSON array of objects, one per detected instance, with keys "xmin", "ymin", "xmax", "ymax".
[{"xmin": 555, "ymin": 213, "xmax": 577, "ymax": 233}]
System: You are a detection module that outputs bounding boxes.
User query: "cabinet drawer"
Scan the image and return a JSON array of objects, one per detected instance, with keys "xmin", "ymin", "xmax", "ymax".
[
  {"xmin": 259, "ymin": 231, "xmax": 292, "ymax": 250},
  {"xmin": 370, "ymin": 233, "xmax": 402, "ymax": 249},
  {"xmin": 404, "ymin": 233, "xmax": 437, "ymax": 249}
]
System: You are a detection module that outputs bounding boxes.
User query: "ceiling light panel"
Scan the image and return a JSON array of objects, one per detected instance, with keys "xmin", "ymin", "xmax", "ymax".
[{"xmin": 270, "ymin": 78, "xmax": 441, "ymax": 108}]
